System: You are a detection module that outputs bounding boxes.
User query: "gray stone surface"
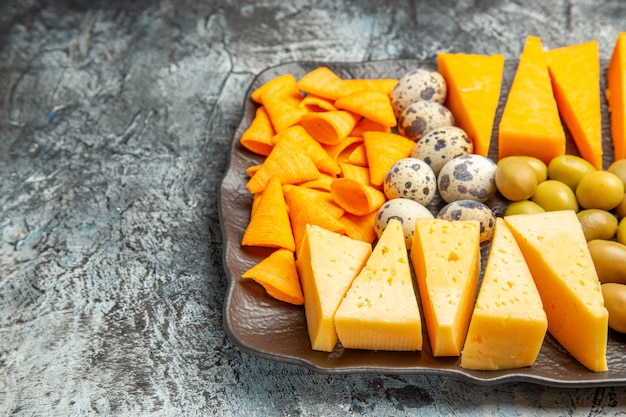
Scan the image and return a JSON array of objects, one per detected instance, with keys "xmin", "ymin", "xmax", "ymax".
[{"xmin": 1, "ymin": 0, "xmax": 626, "ymax": 415}]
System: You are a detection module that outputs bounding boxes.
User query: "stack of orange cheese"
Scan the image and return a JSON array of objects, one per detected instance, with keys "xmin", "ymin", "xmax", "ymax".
[{"xmin": 439, "ymin": 35, "xmax": 610, "ymax": 170}]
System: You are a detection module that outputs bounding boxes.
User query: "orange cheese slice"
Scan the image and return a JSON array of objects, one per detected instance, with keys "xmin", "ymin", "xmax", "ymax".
[
  {"xmin": 334, "ymin": 218, "xmax": 423, "ymax": 351},
  {"xmin": 411, "ymin": 218, "xmax": 481, "ymax": 357},
  {"xmin": 461, "ymin": 218, "xmax": 548, "ymax": 370},
  {"xmin": 504, "ymin": 210, "xmax": 608, "ymax": 372},
  {"xmin": 436, "ymin": 52, "xmax": 505, "ymax": 157},
  {"xmin": 498, "ymin": 36, "xmax": 566, "ymax": 165},
  {"xmin": 547, "ymin": 40, "xmax": 603, "ymax": 169},
  {"xmin": 607, "ymin": 32, "xmax": 626, "ymax": 162},
  {"xmin": 296, "ymin": 224, "xmax": 372, "ymax": 352}
]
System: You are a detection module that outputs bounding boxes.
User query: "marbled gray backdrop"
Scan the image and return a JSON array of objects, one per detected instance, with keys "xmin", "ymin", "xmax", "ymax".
[{"xmin": 1, "ymin": 0, "xmax": 626, "ymax": 416}]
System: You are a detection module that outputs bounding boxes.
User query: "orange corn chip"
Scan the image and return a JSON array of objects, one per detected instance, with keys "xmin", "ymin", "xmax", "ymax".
[
  {"xmin": 364, "ymin": 131, "xmax": 415, "ymax": 186},
  {"xmin": 242, "ymin": 177, "xmax": 295, "ymax": 251},
  {"xmin": 250, "ymin": 191, "xmax": 262, "ymax": 216},
  {"xmin": 323, "ymin": 136, "xmax": 364, "ymax": 162},
  {"xmin": 334, "ymin": 91, "xmax": 397, "ymax": 128},
  {"xmin": 240, "ymin": 106, "xmax": 275, "ymax": 156},
  {"xmin": 246, "ymin": 165, "xmax": 261, "ymax": 177},
  {"xmin": 241, "ymin": 248, "xmax": 304, "ymax": 305},
  {"xmin": 339, "ymin": 211, "xmax": 378, "ymax": 243},
  {"xmin": 263, "ymin": 93, "xmax": 307, "ymax": 133},
  {"xmin": 283, "ymin": 185, "xmax": 345, "ymax": 219},
  {"xmin": 296, "ymin": 67, "xmax": 352, "ymax": 101},
  {"xmin": 246, "ymin": 138, "xmax": 320, "ymax": 194},
  {"xmin": 251, "ymin": 73, "xmax": 299, "ymax": 104},
  {"xmin": 284, "ymin": 185, "xmax": 346, "ymax": 250},
  {"xmin": 347, "ymin": 143, "xmax": 368, "ymax": 167},
  {"xmin": 299, "ymin": 173, "xmax": 336, "ymax": 192},
  {"xmin": 330, "ymin": 178, "xmax": 386, "ymax": 216},
  {"xmin": 275, "ymin": 125, "xmax": 341, "ymax": 176},
  {"xmin": 299, "ymin": 95, "xmax": 337, "ymax": 112},
  {"xmin": 343, "ymin": 78, "xmax": 398, "ymax": 96},
  {"xmin": 339, "ymin": 162, "xmax": 371, "ymax": 185},
  {"xmin": 350, "ymin": 119, "xmax": 391, "ymax": 137},
  {"xmin": 299, "ymin": 110, "xmax": 361, "ymax": 145}
]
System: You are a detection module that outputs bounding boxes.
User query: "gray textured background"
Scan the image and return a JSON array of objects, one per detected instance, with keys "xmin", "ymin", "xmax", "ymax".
[{"xmin": 2, "ymin": 0, "xmax": 626, "ymax": 416}]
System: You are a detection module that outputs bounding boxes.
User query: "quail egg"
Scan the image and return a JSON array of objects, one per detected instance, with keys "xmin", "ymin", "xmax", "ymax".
[
  {"xmin": 438, "ymin": 154, "xmax": 497, "ymax": 203},
  {"xmin": 398, "ymin": 101, "xmax": 454, "ymax": 141},
  {"xmin": 375, "ymin": 198, "xmax": 434, "ymax": 248},
  {"xmin": 437, "ymin": 199, "xmax": 496, "ymax": 243},
  {"xmin": 390, "ymin": 68, "xmax": 447, "ymax": 118},
  {"xmin": 411, "ymin": 126, "xmax": 473, "ymax": 175},
  {"xmin": 384, "ymin": 157, "xmax": 437, "ymax": 206}
]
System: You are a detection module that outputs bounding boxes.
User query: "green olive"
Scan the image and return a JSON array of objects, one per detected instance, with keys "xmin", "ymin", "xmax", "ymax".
[
  {"xmin": 608, "ymin": 159, "xmax": 626, "ymax": 187},
  {"xmin": 615, "ymin": 193, "xmax": 626, "ymax": 219},
  {"xmin": 547, "ymin": 155, "xmax": 596, "ymax": 190},
  {"xmin": 576, "ymin": 170, "xmax": 625, "ymax": 210},
  {"xmin": 495, "ymin": 157, "xmax": 538, "ymax": 201},
  {"xmin": 576, "ymin": 209, "xmax": 618, "ymax": 241},
  {"xmin": 588, "ymin": 239, "xmax": 626, "ymax": 284},
  {"xmin": 601, "ymin": 283, "xmax": 626, "ymax": 333},
  {"xmin": 618, "ymin": 217, "xmax": 626, "ymax": 246},
  {"xmin": 531, "ymin": 180, "xmax": 579, "ymax": 212},
  {"xmin": 504, "ymin": 200, "xmax": 545, "ymax": 216},
  {"xmin": 515, "ymin": 156, "xmax": 548, "ymax": 183}
]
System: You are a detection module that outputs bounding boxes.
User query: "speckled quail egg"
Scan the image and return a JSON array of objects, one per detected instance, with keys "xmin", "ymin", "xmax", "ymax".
[
  {"xmin": 390, "ymin": 68, "xmax": 448, "ymax": 118},
  {"xmin": 437, "ymin": 199, "xmax": 496, "ymax": 243},
  {"xmin": 398, "ymin": 101, "xmax": 454, "ymax": 141},
  {"xmin": 384, "ymin": 157, "xmax": 437, "ymax": 206},
  {"xmin": 375, "ymin": 198, "xmax": 434, "ymax": 248},
  {"xmin": 437, "ymin": 154, "xmax": 497, "ymax": 203},
  {"xmin": 411, "ymin": 126, "xmax": 473, "ymax": 176}
]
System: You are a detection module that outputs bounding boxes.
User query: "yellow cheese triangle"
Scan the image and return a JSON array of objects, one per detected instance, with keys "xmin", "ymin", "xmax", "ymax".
[
  {"xmin": 498, "ymin": 35, "xmax": 566, "ymax": 165},
  {"xmin": 504, "ymin": 210, "xmax": 608, "ymax": 372},
  {"xmin": 461, "ymin": 218, "xmax": 548, "ymax": 370},
  {"xmin": 546, "ymin": 40, "xmax": 603, "ymax": 169},
  {"xmin": 334, "ymin": 218, "xmax": 422, "ymax": 351},
  {"xmin": 296, "ymin": 224, "xmax": 372, "ymax": 352},
  {"xmin": 437, "ymin": 52, "xmax": 505, "ymax": 157},
  {"xmin": 411, "ymin": 218, "xmax": 481, "ymax": 357}
]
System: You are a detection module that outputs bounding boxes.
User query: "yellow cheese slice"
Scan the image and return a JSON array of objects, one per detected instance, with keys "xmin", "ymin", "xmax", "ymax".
[
  {"xmin": 411, "ymin": 218, "xmax": 481, "ymax": 357},
  {"xmin": 334, "ymin": 218, "xmax": 422, "ymax": 351},
  {"xmin": 296, "ymin": 224, "xmax": 372, "ymax": 352},
  {"xmin": 461, "ymin": 218, "xmax": 548, "ymax": 370},
  {"xmin": 504, "ymin": 210, "xmax": 609, "ymax": 372}
]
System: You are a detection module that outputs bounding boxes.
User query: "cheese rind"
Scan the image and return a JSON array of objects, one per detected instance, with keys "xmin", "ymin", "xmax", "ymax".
[
  {"xmin": 498, "ymin": 35, "xmax": 566, "ymax": 165},
  {"xmin": 296, "ymin": 224, "xmax": 372, "ymax": 352},
  {"xmin": 437, "ymin": 52, "xmax": 505, "ymax": 157},
  {"xmin": 461, "ymin": 218, "xmax": 548, "ymax": 370},
  {"xmin": 411, "ymin": 219, "xmax": 481, "ymax": 357},
  {"xmin": 334, "ymin": 218, "xmax": 422, "ymax": 351},
  {"xmin": 504, "ymin": 210, "xmax": 609, "ymax": 372}
]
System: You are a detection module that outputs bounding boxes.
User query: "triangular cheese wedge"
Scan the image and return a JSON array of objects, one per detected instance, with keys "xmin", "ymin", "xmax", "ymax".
[
  {"xmin": 411, "ymin": 218, "xmax": 481, "ymax": 357},
  {"xmin": 608, "ymin": 32, "xmax": 626, "ymax": 162},
  {"xmin": 296, "ymin": 224, "xmax": 372, "ymax": 352},
  {"xmin": 547, "ymin": 40, "xmax": 603, "ymax": 169},
  {"xmin": 437, "ymin": 52, "xmax": 505, "ymax": 157},
  {"xmin": 461, "ymin": 218, "xmax": 548, "ymax": 370},
  {"xmin": 498, "ymin": 35, "xmax": 566, "ymax": 165},
  {"xmin": 334, "ymin": 218, "xmax": 422, "ymax": 351},
  {"xmin": 504, "ymin": 210, "xmax": 609, "ymax": 372}
]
